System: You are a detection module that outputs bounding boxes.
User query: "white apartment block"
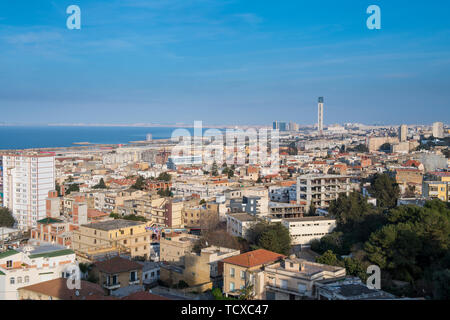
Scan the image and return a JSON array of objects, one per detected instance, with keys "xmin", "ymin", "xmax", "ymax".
[
  {"xmin": 226, "ymin": 212, "xmax": 258, "ymax": 240},
  {"xmin": 0, "ymin": 245, "xmax": 76, "ymax": 300},
  {"xmin": 432, "ymin": 122, "xmax": 444, "ymax": 139},
  {"xmin": 296, "ymin": 174, "xmax": 351, "ymax": 211},
  {"xmin": 0, "ymin": 153, "xmax": 55, "ymax": 230},
  {"xmin": 282, "ymin": 217, "xmax": 336, "ymax": 246}
]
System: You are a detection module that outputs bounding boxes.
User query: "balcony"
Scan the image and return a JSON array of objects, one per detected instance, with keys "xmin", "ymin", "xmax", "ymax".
[
  {"xmin": 129, "ymin": 278, "xmax": 140, "ymax": 285},
  {"xmin": 103, "ymin": 282, "xmax": 121, "ymax": 290}
]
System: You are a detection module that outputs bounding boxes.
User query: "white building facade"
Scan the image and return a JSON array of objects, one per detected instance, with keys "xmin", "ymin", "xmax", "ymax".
[
  {"xmin": 1, "ymin": 153, "xmax": 55, "ymax": 230},
  {"xmin": 282, "ymin": 217, "xmax": 336, "ymax": 246},
  {"xmin": 0, "ymin": 245, "xmax": 76, "ymax": 300}
]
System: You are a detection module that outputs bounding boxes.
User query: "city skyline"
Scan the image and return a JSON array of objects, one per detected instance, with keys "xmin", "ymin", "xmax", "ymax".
[{"xmin": 0, "ymin": 0, "xmax": 450, "ymax": 125}]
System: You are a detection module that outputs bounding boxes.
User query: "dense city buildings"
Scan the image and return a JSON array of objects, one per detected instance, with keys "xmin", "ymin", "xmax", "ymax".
[{"xmin": 0, "ymin": 102, "xmax": 448, "ymax": 302}]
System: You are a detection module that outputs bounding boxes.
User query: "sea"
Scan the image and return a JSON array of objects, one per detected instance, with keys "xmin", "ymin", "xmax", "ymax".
[{"xmin": 0, "ymin": 126, "xmax": 211, "ymax": 150}]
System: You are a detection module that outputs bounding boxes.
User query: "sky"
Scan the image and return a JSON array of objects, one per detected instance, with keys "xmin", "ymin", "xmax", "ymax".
[{"xmin": 0, "ymin": 0, "xmax": 449, "ymax": 126}]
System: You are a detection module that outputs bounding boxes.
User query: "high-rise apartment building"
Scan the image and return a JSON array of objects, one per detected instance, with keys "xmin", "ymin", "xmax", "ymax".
[
  {"xmin": 432, "ymin": 122, "xmax": 444, "ymax": 138},
  {"xmin": 399, "ymin": 124, "xmax": 408, "ymax": 142},
  {"xmin": 273, "ymin": 121, "xmax": 287, "ymax": 131},
  {"xmin": 273, "ymin": 121, "xmax": 279, "ymax": 130},
  {"xmin": 289, "ymin": 122, "xmax": 299, "ymax": 131},
  {"xmin": 318, "ymin": 97, "xmax": 324, "ymax": 135},
  {"xmin": 0, "ymin": 152, "xmax": 55, "ymax": 230},
  {"xmin": 296, "ymin": 174, "xmax": 351, "ymax": 211}
]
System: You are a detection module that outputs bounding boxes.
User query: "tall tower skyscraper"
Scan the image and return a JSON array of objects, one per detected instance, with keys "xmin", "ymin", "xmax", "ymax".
[
  {"xmin": 318, "ymin": 97, "xmax": 324, "ymax": 135},
  {"xmin": 432, "ymin": 122, "xmax": 444, "ymax": 138},
  {"xmin": 273, "ymin": 121, "xmax": 279, "ymax": 130},
  {"xmin": 399, "ymin": 124, "xmax": 408, "ymax": 142}
]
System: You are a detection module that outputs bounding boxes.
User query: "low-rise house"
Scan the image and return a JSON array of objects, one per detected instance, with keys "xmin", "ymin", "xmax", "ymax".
[
  {"xmin": 226, "ymin": 212, "xmax": 258, "ymax": 240},
  {"xmin": 222, "ymin": 249, "xmax": 285, "ymax": 298},
  {"xmin": 18, "ymin": 278, "xmax": 107, "ymax": 300},
  {"xmin": 139, "ymin": 261, "xmax": 160, "ymax": 286},
  {"xmin": 30, "ymin": 217, "xmax": 74, "ymax": 247},
  {"xmin": 0, "ymin": 245, "xmax": 76, "ymax": 300},
  {"xmin": 160, "ymin": 245, "xmax": 240, "ymax": 292},
  {"xmin": 159, "ymin": 233, "xmax": 199, "ymax": 265},
  {"xmin": 263, "ymin": 257, "xmax": 346, "ymax": 300},
  {"xmin": 91, "ymin": 256, "xmax": 143, "ymax": 295}
]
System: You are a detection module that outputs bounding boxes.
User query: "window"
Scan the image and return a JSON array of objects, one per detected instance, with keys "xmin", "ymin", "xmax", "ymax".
[
  {"xmin": 17, "ymin": 277, "xmax": 22, "ymax": 284},
  {"xmin": 24, "ymin": 276, "xmax": 29, "ymax": 283},
  {"xmin": 298, "ymin": 283, "xmax": 307, "ymax": 293},
  {"xmin": 230, "ymin": 282, "xmax": 235, "ymax": 291},
  {"xmin": 240, "ymin": 270, "xmax": 245, "ymax": 280},
  {"xmin": 281, "ymin": 279, "xmax": 288, "ymax": 289},
  {"xmin": 6, "ymin": 260, "xmax": 12, "ymax": 268},
  {"xmin": 10, "ymin": 277, "xmax": 15, "ymax": 285},
  {"xmin": 130, "ymin": 271, "xmax": 137, "ymax": 282},
  {"xmin": 230, "ymin": 267, "xmax": 235, "ymax": 277}
]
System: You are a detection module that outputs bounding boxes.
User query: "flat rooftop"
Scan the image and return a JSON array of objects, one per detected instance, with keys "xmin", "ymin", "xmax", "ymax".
[
  {"xmin": 282, "ymin": 216, "xmax": 335, "ymax": 222},
  {"xmin": 227, "ymin": 212, "xmax": 258, "ymax": 222},
  {"xmin": 297, "ymin": 174, "xmax": 350, "ymax": 179},
  {"xmin": 82, "ymin": 219, "xmax": 145, "ymax": 231}
]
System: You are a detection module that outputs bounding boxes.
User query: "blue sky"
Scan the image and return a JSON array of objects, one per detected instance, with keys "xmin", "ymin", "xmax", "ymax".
[{"xmin": 0, "ymin": 0, "xmax": 449, "ymax": 126}]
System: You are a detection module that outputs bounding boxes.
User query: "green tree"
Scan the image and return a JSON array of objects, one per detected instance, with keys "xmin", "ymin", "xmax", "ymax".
[
  {"xmin": 316, "ymin": 250, "xmax": 341, "ymax": 266},
  {"xmin": 55, "ymin": 182, "xmax": 61, "ymax": 196},
  {"xmin": 212, "ymin": 288, "xmax": 237, "ymax": 300},
  {"xmin": 307, "ymin": 204, "xmax": 317, "ymax": 216},
  {"xmin": 348, "ymin": 144, "xmax": 369, "ymax": 153},
  {"xmin": 157, "ymin": 172, "xmax": 172, "ymax": 182},
  {"xmin": 249, "ymin": 222, "xmax": 291, "ymax": 255},
  {"xmin": 379, "ymin": 143, "xmax": 391, "ymax": 152},
  {"xmin": 0, "ymin": 207, "xmax": 15, "ymax": 228},
  {"xmin": 238, "ymin": 284, "xmax": 255, "ymax": 300},
  {"xmin": 93, "ymin": 178, "xmax": 107, "ymax": 189},
  {"xmin": 123, "ymin": 214, "xmax": 147, "ymax": 222},
  {"xmin": 432, "ymin": 269, "xmax": 450, "ymax": 299},
  {"xmin": 65, "ymin": 183, "xmax": 80, "ymax": 195},
  {"xmin": 157, "ymin": 188, "xmax": 173, "ymax": 197},
  {"xmin": 310, "ymin": 232, "xmax": 346, "ymax": 255},
  {"xmin": 131, "ymin": 175, "xmax": 146, "ymax": 190},
  {"xmin": 211, "ymin": 161, "xmax": 219, "ymax": 177},
  {"xmin": 368, "ymin": 173, "xmax": 400, "ymax": 209}
]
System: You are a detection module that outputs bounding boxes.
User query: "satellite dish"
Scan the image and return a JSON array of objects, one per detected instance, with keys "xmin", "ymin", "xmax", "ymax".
[{"xmin": 75, "ymin": 290, "xmax": 80, "ymax": 296}]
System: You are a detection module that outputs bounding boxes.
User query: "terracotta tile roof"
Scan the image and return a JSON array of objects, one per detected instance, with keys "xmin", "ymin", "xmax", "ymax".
[
  {"xmin": 19, "ymin": 278, "xmax": 105, "ymax": 300},
  {"xmin": 94, "ymin": 256, "xmax": 143, "ymax": 274},
  {"xmin": 222, "ymin": 249, "xmax": 285, "ymax": 268},
  {"xmin": 121, "ymin": 291, "xmax": 171, "ymax": 300},
  {"xmin": 403, "ymin": 160, "xmax": 422, "ymax": 167},
  {"xmin": 87, "ymin": 209, "xmax": 109, "ymax": 219}
]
